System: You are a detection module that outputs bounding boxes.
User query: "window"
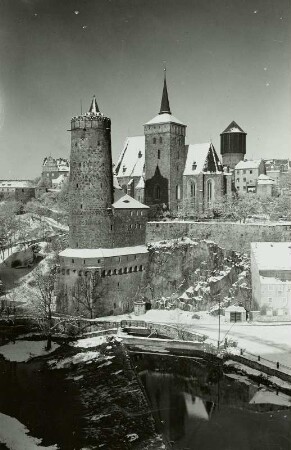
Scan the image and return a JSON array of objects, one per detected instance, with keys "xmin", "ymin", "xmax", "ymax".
[
  {"xmin": 236, "ymin": 178, "xmax": 240, "ymax": 183},
  {"xmin": 243, "ymin": 170, "xmax": 246, "ymax": 174},
  {"xmin": 207, "ymin": 179, "xmax": 214, "ymax": 203},
  {"xmin": 159, "ymin": 136, "xmax": 162, "ymax": 144},
  {"xmin": 83, "ymin": 259, "xmax": 86, "ymax": 264},
  {"xmin": 72, "ymin": 259, "xmax": 74, "ymax": 264},
  {"xmin": 268, "ymin": 298, "xmax": 272, "ymax": 303},
  {"xmin": 76, "ymin": 183, "xmax": 78, "ymax": 188},
  {"xmin": 237, "ymin": 186, "xmax": 240, "ymax": 190},
  {"xmin": 155, "ymin": 185, "xmax": 161, "ymax": 200},
  {"xmin": 176, "ymin": 184, "xmax": 181, "ymax": 200},
  {"xmin": 190, "ymin": 182, "xmax": 196, "ymax": 198},
  {"xmin": 80, "ymin": 204, "xmax": 83, "ymax": 209},
  {"xmin": 158, "ymin": 149, "xmax": 161, "ymax": 159},
  {"xmin": 249, "ymin": 170, "xmax": 253, "ymax": 174},
  {"xmin": 153, "ymin": 137, "xmax": 156, "ymax": 144},
  {"xmin": 192, "ymin": 162, "xmax": 197, "ymax": 171}
]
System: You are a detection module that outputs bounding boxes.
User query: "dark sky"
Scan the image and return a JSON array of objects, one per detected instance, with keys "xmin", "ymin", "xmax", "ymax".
[{"xmin": 0, "ymin": 0, "xmax": 290, "ymax": 178}]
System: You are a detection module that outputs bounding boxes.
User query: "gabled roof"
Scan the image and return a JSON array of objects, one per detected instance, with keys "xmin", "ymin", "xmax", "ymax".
[
  {"xmin": 112, "ymin": 194, "xmax": 149, "ymax": 209},
  {"xmin": 145, "ymin": 113, "xmax": 185, "ymax": 126},
  {"xmin": 115, "ymin": 136, "xmax": 145, "ymax": 178},
  {"xmin": 183, "ymin": 143, "xmax": 223, "ymax": 176},
  {"xmin": 221, "ymin": 121, "xmax": 246, "ymax": 134},
  {"xmin": 136, "ymin": 176, "xmax": 145, "ymax": 189},
  {"xmin": 257, "ymin": 174, "xmax": 274, "ymax": 185},
  {"xmin": 235, "ymin": 159, "xmax": 263, "ymax": 170}
]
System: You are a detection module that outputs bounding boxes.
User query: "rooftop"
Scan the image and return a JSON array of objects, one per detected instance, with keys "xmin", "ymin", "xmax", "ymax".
[
  {"xmin": 112, "ymin": 194, "xmax": 149, "ymax": 209},
  {"xmin": 145, "ymin": 113, "xmax": 185, "ymax": 126},
  {"xmin": 221, "ymin": 121, "xmax": 246, "ymax": 134},
  {"xmin": 235, "ymin": 159, "xmax": 264, "ymax": 170},
  {"xmin": 60, "ymin": 245, "xmax": 148, "ymax": 259},
  {"xmin": 115, "ymin": 136, "xmax": 145, "ymax": 178},
  {"xmin": 251, "ymin": 242, "xmax": 291, "ymax": 271},
  {"xmin": 183, "ymin": 143, "xmax": 223, "ymax": 176}
]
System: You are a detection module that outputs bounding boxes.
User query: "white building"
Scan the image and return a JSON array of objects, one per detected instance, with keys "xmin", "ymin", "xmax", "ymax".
[
  {"xmin": 234, "ymin": 159, "xmax": 266, "ymax": 193},
  {"xmin": 251, "ymin": 242, "xmax": 291, "ymax": 316}
]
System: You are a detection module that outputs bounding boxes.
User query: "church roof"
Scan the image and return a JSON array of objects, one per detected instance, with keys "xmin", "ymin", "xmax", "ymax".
[
  {"xmin": 221, "ymin": 121, "xmax": 246, "ymax": 134},
  {"xmin": 112, "ymin": 194, "xmax": 149, "ymax": 209},
  {"xmin": 184, "ymin": 143, "xmax": 223, "ymax": 176},
  {"xmin": 136, "ymin": 176, "xmax": 145, "ymax": 189},
  {"xmin": 145, "ymin": 113, "xmax": 185, "ymax": 126},
  {"xmin": 159, "ymin": 70, "xmax": 171, "ymax": 114},
  {"xmin": 115, "ymin": 136, "xmax": 145, "ymax": 178}
]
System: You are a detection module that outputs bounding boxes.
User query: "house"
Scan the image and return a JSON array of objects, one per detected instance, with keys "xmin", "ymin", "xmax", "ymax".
[
  {"xmin": 251, "ymin": 242, "xmax": 291, "ymax": 317},
  {"xmin": 225, "ymin": 305, "xmax": 247, "ymax": 322},
  {"xmin": 234, "ymin": 159, "xmax": 266, "ymax": 193},
  {"xmin": 256, "ymin": 174, "xmax": 276, "ymax": 197},
  {"xmin": 42, "ymin": 156, "xmax": 70, "ymax": 186}
]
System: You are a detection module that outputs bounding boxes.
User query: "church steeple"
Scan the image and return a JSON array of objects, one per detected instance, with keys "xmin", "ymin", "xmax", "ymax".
[
  {"xmin": 159, "ymin": 69, "xmax": 171, "ymax": 115},
  {"xmin": 88, "ymin": 95, "xmax": 100, "ymax": 114}
]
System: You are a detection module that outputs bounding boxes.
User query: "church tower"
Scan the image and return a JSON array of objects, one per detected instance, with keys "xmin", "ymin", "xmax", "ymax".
[
  {"xmin": 220, "ymin": 121, "xmax": 246, "ymax": 169},
  {"xmin": 69, "ymin": 96, "xmax": 114, "ymax": 248},
  {"xmin": 144, "ymin": 70, "xmax": 187, "ymax": 211}
]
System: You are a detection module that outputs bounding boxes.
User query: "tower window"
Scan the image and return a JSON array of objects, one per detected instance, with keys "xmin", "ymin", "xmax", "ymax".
[
  {"xmin": 155, "ymin": 185, "xmax": 161, "ymax": 200},
  {"xmin": 76, "ymin": 183, "xmax": 78, "ymax": 188},
  {"xmin": 249, "ymin": 170, "xmax": 253, "ymax": 174},
  {"xmin": 190, "ymin": 182, "xmax": 196, "ymax": 198},
  {"xmin": 80, "ymin": 204, "xmax": 83, "ymax": 209},
  {"xmin": 192, "ymin": 162, "xmax": 197, "ymax": 171},
  {"xmin": 207, "ymin": 179, "xmax": 214, "ymax": 203},
  {"xmin": 138, "ymin": 150, "xmax": 142, "ymax": 158},
  {"xmin": 159, "ymin": 137, "xmax": 162, "ymax": 144},
  {"xmin": 158, "ymin": 149, "xmax": 161, "ymax": 159},
  {"xmin": 98, "ymin": 141, "xmax": 100, "ymax": 146},
  {"xmin": 153, "ymin": 137, "xmax": 156, "ymax": 144}
]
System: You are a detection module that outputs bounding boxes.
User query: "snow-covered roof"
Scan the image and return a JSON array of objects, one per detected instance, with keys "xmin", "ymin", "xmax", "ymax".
[
  {"xmin": 60, "ymin": 245, "xmax": 148, "ymax": 259},
  {"xmin": 235, "ymin": 160, "xmax": 263, "ymax": 170},
  {"xmin": 183, "ymin": 143, "xmax": 222, "ymax": 175},
  {"xmin": 115, "ymin": 136, "xmax": 145, "ymax": 178},
  {"xmin": 136, "ymin": 177, "xmax": 145, "ymax": 189},
  {"xmin": 221, "ymin": 121, "xmax": 246, "ymax": 134},
  {"xmin": 0, "ymin": 180, "xmax": 32, "ymax": 189},
  {"xmin": 260, "ymin": 275, "xmax": 291, "ymax": 285},
  {"xmin": 145, "ymin": 113, "xmax": 185, "ymax": 126},
  {"xmin": 257, "ymin": 174, "xmax": 275, "ymax": 185},
  {"xmin": 225, "ymin": 305, "xmax": 246, "ymax": 312},
  {"xmin": 251, "ymin": 242, "xmax": 291, "ymax": 271},
  {"xmin": 113, "ymin": 175, "xmax": 122, "ymax": 190},
  {"xmin": 112, "ymin": 194, "xmax": 149, "ymax": 209}
]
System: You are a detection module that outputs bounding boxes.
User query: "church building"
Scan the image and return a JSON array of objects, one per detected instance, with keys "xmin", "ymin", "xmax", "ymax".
[{"xmin": 115, "ymin": 72, "xmax": 234, "ymax": 215}]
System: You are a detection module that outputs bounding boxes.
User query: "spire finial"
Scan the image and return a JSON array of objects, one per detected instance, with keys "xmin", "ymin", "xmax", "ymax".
[
  {"xmin": 88, "ymin": 95, "xmax": 100, "ymax": 114},
  {"xmin": 159, "ymin": 64, "xmax": 171, "ymax": 115}
]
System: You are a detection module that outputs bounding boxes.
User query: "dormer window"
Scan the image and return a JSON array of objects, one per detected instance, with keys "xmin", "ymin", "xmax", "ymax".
[
  {"xmin": 138, "ymin": 150, "xmax": 142, "ymax": 158},
  {"xmin": 122, "ymin": 165, "xmax": 126, "ymax": 173},
  {"xmin": 192, "ymin": 162, "xmax": 197, "ymax": 171}
]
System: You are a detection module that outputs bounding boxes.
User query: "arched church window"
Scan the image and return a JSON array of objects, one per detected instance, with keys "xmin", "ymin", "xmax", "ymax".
[
  {"xmin": 176, "ymin": 185, "xmax": 181, "ymax": 200},
  {"xmin": 207, "ymin": 179, "xmax": 214, "ymax": 203},
  {"xmin": 190, "ymin": 182, "xmax": 196, "ymax": 198},
  {"xmin": 158, "ymin": 149, "xmax": 161, "ymax": 159}
]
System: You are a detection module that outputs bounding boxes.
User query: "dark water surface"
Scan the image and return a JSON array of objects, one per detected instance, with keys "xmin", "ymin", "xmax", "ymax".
[{"xmin": 136, "ymin": 353, "xmax": 291, "ymax": 450}]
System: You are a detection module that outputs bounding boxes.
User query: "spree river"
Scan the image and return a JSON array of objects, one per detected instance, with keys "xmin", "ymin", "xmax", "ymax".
[{"xmin": 136, "ymin": 353, "xmax": 291, "ymax": 450}]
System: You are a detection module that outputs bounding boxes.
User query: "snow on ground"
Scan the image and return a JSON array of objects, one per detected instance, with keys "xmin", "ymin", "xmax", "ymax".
[
  {"xmin": 249, "ymin": 389, "xmax": 291, "ymax": 407},
  {"xmin": 0, "ymin": 340, "xmax": 59, "ymax": 362},
  {"xmin": 97, "ymin": 309, "xmax": 291, "ymax": 366},
  {"xmin": 0, "ymin": 412, "xmax": 58, "ymax": 449},
  {"xmin": 72, "ymin": 335, "xmax": 108, "ymax": 348},
  {"xmin": 49, "ymin": 351, "xmax": 101, "ymax": 369}
]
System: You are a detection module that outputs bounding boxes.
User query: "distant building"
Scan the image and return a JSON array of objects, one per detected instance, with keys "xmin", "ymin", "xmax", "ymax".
[
  {"xmin": 234, "ymin": 159, "xmax": 266, "ymax": 193},
  {"xmin": 41, "ymin": 156, "xmax": 70, "ymax": 186},
  {"xmin": 256, "ymin": 174, "xmax": 277, "ymax": 197},
  {"xmin": 251, "ymin": 242, "xmax": 291, "ymax": 317},
  {"xmin": 0, "ymin": 180, "xmax": 35, "ymax": 202},
  {"xmin": 115, "ymin": 72, "xmax": 232, "ymax": 215}
]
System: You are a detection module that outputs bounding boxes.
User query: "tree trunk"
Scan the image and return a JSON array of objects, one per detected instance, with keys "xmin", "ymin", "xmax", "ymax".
[{"xmin": 45, "ymin": 333, "xmax": 52, "ymax": 351}]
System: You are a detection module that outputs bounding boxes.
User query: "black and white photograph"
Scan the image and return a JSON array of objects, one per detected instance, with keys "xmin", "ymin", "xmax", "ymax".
[{"xmin": 0, "ymin": 0, "xmax": 290, "ymax": 448}]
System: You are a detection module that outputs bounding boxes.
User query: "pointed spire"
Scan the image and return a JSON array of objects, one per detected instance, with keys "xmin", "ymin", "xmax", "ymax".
[
  {"xmin": 88, "ymin": 95, "xmax": 100, "ymax": 114},
  {"xmin": 159, "ymin": 67, "xmax": 171, "ymax": 115}
]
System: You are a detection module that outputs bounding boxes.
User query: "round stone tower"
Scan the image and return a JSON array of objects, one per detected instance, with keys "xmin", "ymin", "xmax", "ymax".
[
  {"xmin": 69, "ymin": 96, "xmax": 114, "ymax": 248},
  {"xmin": 220, "ymin": 121, "xmax": 246, "ymax": 169}
]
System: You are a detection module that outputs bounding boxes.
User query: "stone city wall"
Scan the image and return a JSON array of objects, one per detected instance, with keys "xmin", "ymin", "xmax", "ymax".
[{"xmin": 146, "ymin": 221, "xmax": 291, "ymax": 253}]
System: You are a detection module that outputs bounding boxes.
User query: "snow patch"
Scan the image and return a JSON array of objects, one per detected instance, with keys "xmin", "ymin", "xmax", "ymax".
[
  {"xmin": 0, "ymin": 412, "xmax": 58, "ymax": 449},
  {"xmin": 49, "ymin": 351, "xmax": 101, "ymax": 369},
  {"xmin": 0, "ymin": 340, "xmax": 59, "ymax": 363}
]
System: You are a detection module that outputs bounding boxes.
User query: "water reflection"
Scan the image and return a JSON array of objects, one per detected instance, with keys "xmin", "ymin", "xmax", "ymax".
[{"xmin": 139, "ymin": 364, "xmax": 291, "ymax": 450}]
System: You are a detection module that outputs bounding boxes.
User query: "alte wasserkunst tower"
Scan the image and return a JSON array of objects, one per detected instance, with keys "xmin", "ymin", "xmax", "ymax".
[{"xmin": 56, "ymin": 97, "xmax": 149, "ymax": 317}]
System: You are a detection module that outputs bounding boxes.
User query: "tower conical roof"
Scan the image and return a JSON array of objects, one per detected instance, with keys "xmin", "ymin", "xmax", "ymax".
[
  {"xmin": 221, "ymin": 121, "xmax": 246, "ymax": 134},
  {"xmin": 159, "ymin": 69, "xmax": 171, "ymax": 115},
  {"xmin": 88, "ymin": 95, "xmax": 100, "ymax": 114}
]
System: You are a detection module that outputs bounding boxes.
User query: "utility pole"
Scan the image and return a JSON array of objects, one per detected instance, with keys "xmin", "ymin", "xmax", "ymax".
[{"xmin": 218, "ymin": 296, "xmax": 221, "ymax": 350}]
